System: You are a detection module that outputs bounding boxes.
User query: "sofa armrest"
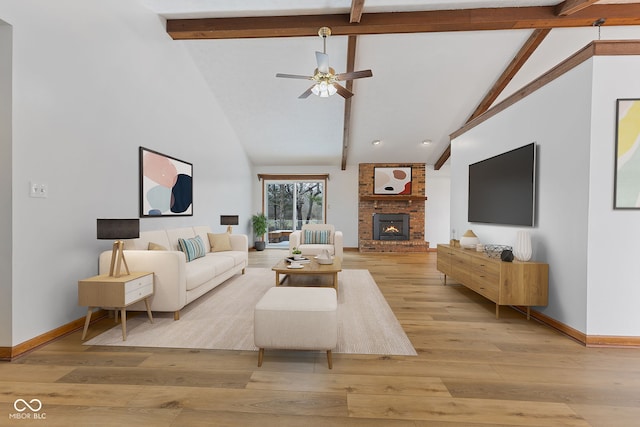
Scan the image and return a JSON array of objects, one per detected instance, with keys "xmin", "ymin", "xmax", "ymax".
[
  {"xmin": 229, "ymin": 234, "xmax": 248, "ymax": 252},
  {"xmin": 99, "ymin": 250, "xmax": 188, "ymax": 312},
  {"xmin": 289, "ymin": 231, "xmax": 302, "ymax": 255}
]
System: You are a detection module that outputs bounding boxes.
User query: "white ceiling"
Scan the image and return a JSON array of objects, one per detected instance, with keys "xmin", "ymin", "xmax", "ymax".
[{"xmin": 141, "ymin": 0, "xmax": 640, "ymax": 168}]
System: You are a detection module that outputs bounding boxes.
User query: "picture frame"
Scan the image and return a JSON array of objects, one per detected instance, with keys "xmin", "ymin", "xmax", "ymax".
[
  {"xmin": 374, "ymin": 167, "xmax": 412, "ymax": 195},
  {"xmin": 614, "ymin": 99, "xmax": 640, "ymax": 209},
  {"xmin": 139, "ymin": 147, "xmax": 193, "ymax": 217}
]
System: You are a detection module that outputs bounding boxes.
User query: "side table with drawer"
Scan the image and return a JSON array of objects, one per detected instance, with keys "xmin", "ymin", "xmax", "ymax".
[{"xmin": 78, "ymin": 271, "xmax": 154, "ymax": 341}]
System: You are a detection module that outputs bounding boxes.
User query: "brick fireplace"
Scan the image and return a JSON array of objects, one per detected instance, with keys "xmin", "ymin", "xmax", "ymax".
[{"xmin": 359, "ymin": 163, "xmax": 429, "ymax": 253}]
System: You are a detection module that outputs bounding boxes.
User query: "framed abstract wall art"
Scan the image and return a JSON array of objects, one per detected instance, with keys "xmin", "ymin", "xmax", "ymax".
[
  {"xmin": 614, "ymin": 99, "xmax": 640, "ymax": 209},
  {"xmin": 139, "ymin": 147, "xmax": 193, "ymax": 217},
  {"xmin": 374, "ymin": 167, "xmax": 412, "ymax": 195}
]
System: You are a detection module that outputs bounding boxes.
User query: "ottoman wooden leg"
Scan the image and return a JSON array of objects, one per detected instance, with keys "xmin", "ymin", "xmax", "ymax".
[
  {"xmin": 326, "ymin": 350, "xmax": 333, "ymax": 369},
  {"xmin": 258, "ymin": 348, "xmax": 264, "ymax": 367}
]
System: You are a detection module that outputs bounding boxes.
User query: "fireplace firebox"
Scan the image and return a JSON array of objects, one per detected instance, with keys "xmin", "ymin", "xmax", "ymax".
[{"xmin": 373, "ymin": 214, "xmax": 410, "ymax": 240}]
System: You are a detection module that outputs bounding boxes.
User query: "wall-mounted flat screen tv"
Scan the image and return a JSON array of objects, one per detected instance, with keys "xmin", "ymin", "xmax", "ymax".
[{"xmin": 468, "ymin": 142, "xmax": 536, "ymax": 226}]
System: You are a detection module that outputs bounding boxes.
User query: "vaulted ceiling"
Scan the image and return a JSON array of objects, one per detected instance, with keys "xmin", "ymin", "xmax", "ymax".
[{"xmin": 141, "ymin": 0, "xmax": 640, "ymax": 170}]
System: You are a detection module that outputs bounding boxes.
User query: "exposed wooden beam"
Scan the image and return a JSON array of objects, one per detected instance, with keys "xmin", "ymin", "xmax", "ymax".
[
  {"xmin": 434, "ymin": 144, "xmax": 450, "ymax": 171},
  {"xmin": 341, "ymin": 36, "xmax": 358, "ymax": 170},
  {"xmin": 350, "ymin": 0, "xmax": 366, "ymax": 23},
  {"xmin": 167, "ymin": 5, "xmax": 640, "ymax": 39},
  {"xmin": 434, "ymin": 28, "xmax": 551, "ymax": 170},
  {"xmin": 468, "ymin": 28, "xmax": 551, "ymax": 122},
  {"xmin": 556, "ymin": 0, "xmax": 599, "ymax": 17}
]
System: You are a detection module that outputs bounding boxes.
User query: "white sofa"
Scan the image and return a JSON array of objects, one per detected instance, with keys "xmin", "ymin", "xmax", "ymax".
[
  {"xmin": 289, "ymin": 224, "xmax": 343, "ymax": 260},
  {"xmin": 99, "ymin": 226, "xmax": 248, "ymax": 320}
]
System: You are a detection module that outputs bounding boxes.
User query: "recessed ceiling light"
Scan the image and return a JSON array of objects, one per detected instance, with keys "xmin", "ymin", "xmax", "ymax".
[
  {"xmin": 421, "ymin": 139, "xmax": 432, "ymax": 145},
  {"xmin": 372, "ymin": 140, "xmax": 381, "ymax": 146}
]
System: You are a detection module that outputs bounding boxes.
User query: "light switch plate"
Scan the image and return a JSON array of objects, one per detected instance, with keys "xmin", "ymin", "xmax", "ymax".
[{"xmin": 29, "ymin": 182, "xmax": 48, "ymax": 198}]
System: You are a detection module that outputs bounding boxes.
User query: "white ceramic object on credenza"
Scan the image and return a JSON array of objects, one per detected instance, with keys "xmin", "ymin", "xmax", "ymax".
[
  {"xmin": 514, "ymin": 230, "xmax": 532, "ymax": 262},
  {"xmin": 459, "ymin": 230, "xmax": 480, "ymax": 249}
]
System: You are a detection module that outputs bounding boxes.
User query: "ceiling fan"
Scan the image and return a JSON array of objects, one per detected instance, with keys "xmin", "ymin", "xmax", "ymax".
[{"xmin": 276, "ymin": 27, "xmax": 373, "ymax": 99}]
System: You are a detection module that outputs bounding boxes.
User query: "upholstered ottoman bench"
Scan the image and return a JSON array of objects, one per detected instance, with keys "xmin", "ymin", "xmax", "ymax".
[{"xmin": 254, "ymin": 286, "xmax": 338, "ymax": 369}]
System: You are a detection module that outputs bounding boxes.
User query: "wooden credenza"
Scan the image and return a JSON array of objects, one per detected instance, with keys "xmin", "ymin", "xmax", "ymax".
[{"xmin": 437, "ymin": 244, "xmax": 548, "ymax": 319}]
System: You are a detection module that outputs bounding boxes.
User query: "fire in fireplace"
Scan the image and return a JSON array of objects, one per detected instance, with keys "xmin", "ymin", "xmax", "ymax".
[{"xmin": 373, "ymin": 214, "xmax": 410, "ymax": 240}]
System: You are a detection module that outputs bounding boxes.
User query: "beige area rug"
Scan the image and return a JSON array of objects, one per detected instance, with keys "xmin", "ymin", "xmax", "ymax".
[{"xmin": 85, "ymin": 268, "xmax": 417, "ymax": 356}]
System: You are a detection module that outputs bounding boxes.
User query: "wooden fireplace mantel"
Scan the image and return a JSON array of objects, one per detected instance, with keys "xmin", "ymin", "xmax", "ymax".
[{"xmin": 360, "ymin": 195, "xmax": 427, "ymax": 207}]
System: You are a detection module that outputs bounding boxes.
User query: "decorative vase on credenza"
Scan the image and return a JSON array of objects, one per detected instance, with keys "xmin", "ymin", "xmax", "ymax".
[{"xmin": 514, "ymin": 230, "xmax": 532, "ymax": 262}]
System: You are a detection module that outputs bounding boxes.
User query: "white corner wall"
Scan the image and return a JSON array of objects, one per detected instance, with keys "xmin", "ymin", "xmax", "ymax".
[
  {"xmin": 451, "ymin": 60, "xmax": 594, "ymax": 333},
  {"xmin": 425, "ymin": 165, "xmax": 451, "ymax": 246},
  {"xmin": 1, "ymin": 0, "xmax": 253, "ymax": 347},
  {"xmin": 0, "ymin": 20, "xmax": 12, "ymax": 347},
  {"xmin": 586, "ymin": 56, "xmax": 640, "ymax": 336}
]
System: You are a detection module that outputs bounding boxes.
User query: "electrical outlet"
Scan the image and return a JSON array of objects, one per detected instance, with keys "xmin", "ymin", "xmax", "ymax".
[{"xmin": 29, "ymin": 182, "xmax": 48, "ymax": 198}]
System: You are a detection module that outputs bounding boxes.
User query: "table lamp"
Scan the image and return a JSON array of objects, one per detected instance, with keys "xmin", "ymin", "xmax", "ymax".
[
  {"xmin": 97, "ymin": 218, "xmax": 140, "ymax": 277},
  {"xmin": 220, "ymin": 215, "xmax": 239, "ymax": 234}
]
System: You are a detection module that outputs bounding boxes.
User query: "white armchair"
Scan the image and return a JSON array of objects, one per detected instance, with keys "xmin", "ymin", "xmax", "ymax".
[{"xmin": 289, "ymin": 224, "xmax": 343, "ymax": 260}]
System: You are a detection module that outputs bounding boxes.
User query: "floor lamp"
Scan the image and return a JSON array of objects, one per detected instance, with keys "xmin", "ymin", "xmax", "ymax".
[
  {"xmin": 97, "ymin": 218, "xmax": 140, "ymax": 278},
  {"xmin": 220, "ymin": 215, "xmax": 239, "ymax": 234}
]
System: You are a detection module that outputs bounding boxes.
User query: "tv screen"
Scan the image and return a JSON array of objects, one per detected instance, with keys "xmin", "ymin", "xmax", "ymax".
[{"xmin": 468, "ymin": 143, "xmax": 536, "ymax": 226}]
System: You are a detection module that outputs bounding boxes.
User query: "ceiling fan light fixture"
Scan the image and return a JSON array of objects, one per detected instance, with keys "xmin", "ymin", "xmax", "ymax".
[{"xmin": 311, "ymin": 81, "xmax": 337, "ymax": 97}]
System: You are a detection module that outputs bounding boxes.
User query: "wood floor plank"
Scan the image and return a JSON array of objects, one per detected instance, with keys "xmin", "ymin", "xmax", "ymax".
[
  {"xmin": 56, "ymin": 366, "xmax": 252, "ymax": 388},
  {"xmin": 247, "ymin": 371, "xmax": 451, "ymax": 396},
  {"xmin": 347, "ymin": 394, "xmax": 590, "ymax": 426}
]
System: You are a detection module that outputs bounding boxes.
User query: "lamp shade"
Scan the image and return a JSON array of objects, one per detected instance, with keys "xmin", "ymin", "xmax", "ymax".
[
  {"xmin": 96, "ymin": 218, "xmax": 140, "ymax": 240},
  {"xmin": 220, "ymin": 215, "xmax": 239, "ymax": 226}
]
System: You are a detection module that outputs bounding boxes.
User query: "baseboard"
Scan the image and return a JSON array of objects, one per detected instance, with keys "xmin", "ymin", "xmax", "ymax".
[
  {"xmin": 514, "ymin": 306, "xmax": 640, "ymax": 347},
  {"xmin": 0, "ymin": 309, "xmax": 108, "ymax": 361}
]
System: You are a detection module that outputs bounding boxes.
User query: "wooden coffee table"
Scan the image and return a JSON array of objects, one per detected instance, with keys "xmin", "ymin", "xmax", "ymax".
[{"xmin": 272, "ymin": 257, "xmax": 342, "ymax": 291}]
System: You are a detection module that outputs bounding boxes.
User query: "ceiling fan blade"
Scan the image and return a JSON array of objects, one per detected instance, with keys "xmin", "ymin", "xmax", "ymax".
[
  {"xmin": 276, "ymin": 73, "xmax": 313, "ymax": 80},
  {"xmin": 316, "ymin": 51, "xmax": 330, "ymax": 74},
  {"xmin": 335, "ymin": 69, "xmax": 373, "ymax": 81},
  {"xmin": 298, "ymin": 86, "xmax": 315, "ymax": 99},
  {"xmin": 333, "ymin": 83, "xmax": 354, "ymax": 99}
]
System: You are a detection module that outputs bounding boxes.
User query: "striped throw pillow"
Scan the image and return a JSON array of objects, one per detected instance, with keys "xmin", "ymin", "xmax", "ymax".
[
  {"xmin": 178, "ymin": 236, "xmax": 207, "ymax": 262},
  {"xmin": 303, "ymin": 229, "xmax": 331, "ymax": 244}
]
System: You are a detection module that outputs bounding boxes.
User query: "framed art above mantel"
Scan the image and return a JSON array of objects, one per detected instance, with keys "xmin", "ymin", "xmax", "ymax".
[{"xmin": 373, "ymin": 167, "xmax": 412, "ymax": 195}]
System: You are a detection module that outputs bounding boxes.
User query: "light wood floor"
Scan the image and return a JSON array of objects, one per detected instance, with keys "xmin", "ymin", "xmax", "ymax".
[{"xmin": 2, "ymin": 250, "xmax": 640, "ymax": 426}]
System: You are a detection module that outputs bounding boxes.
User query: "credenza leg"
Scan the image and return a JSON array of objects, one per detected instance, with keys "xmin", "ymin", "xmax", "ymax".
[
  {"xmin": 495, "ymin": 304, "xmax": 500, "ymax": 319},
  {"xmin": 527, "ymin": 307, "xmax": 531, "ymax": 320}
]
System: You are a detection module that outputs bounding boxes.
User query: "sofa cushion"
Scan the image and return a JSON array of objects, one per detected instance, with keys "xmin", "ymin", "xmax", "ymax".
[
  {"xmin": 184, "ymin": 257, "xmax": 216, "ymax": 291},
  {"xmin": 208, "ymin": 233, "xmax": 232, "ymax": 252},
  {"xmin": 208, "ymin": 251, "xmax": 246, "ymax": 267},
  {"xmin": 167, "ymin": 227, "xmax": 196, "ymax": 251},
  {"xmin": 178, "ymin": 236, "xmax": 207, "ymax": 262},
  {"xmin": 124, "ymin": 229, "xmax": 170, "ymax": 250}
]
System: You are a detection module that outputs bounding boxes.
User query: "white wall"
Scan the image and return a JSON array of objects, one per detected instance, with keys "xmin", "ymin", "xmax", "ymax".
[
  {"xmin": 587, "ymin": 56, "xmax": 640, "ymax": 336},
  {"xmin": 425, "ymin": 164, "xmax": 451, "ymax": 246},
  {"xmin": 1, "ymin": 0, "xmax": 253, "ymax": 346},
  {"xmin": 0, "ymin": 21, "xmax": 12, "ymax": 347},
  {"xmin": 451, "ymin": 61, "xmax": 594, "ymax": 333},
  {"xmin": 252, "ymin": 165, "xmax": 359, "ymax": 247},
  {"xmin": 452, "ymin": 52, "xmax": 640, "ymax": 336}
]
